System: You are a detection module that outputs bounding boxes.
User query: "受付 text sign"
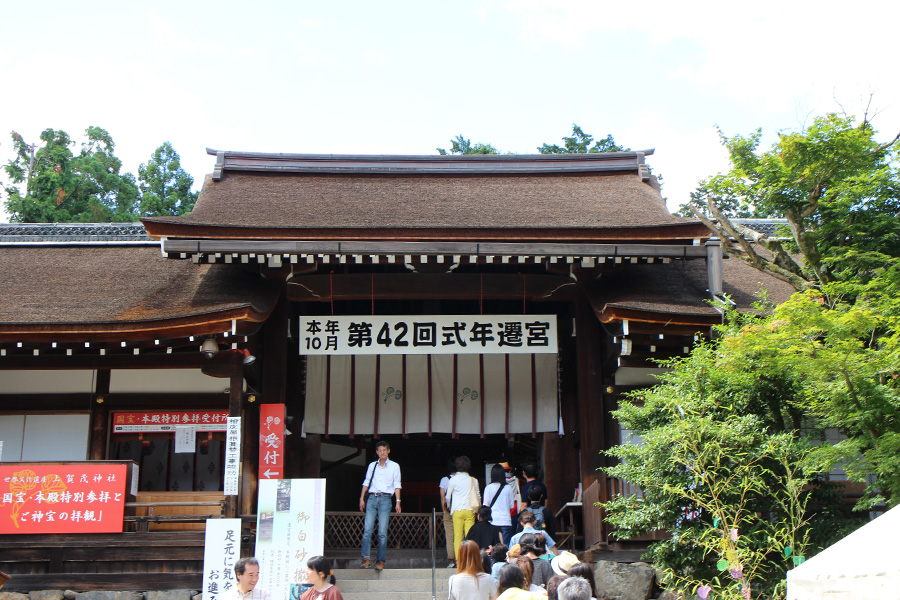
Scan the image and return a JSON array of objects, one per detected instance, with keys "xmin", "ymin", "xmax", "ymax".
[
  {"xmin": 0, "ymin": 463, "xmax": 127, "ymax": 534},
  {"xmin": 299, "ymin": 314, "xmax": 557, "ymax": 355},
  {"xmin": 259, "ymin": 404, "xmax": 285, "ymax": 480}
]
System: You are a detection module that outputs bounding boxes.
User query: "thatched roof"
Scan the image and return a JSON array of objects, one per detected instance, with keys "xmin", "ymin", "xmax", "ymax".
[
  {"xmin": 143, "ymin": 152, "xmax": 707, "ymax": 242},
  {"xmin": 0, "ymin": 245, "xmax": 279, "ymax": 341}
]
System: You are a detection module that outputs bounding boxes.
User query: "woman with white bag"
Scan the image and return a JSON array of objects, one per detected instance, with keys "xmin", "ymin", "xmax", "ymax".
[{"xmin": 446, "ymin": 455, "xmax": 481, "ymax": 562}]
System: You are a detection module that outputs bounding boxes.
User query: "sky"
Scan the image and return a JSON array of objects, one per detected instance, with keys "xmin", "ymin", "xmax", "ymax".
[{"xmin": 2, "ymin": 1, "xmax": 899, "ymax": 221}]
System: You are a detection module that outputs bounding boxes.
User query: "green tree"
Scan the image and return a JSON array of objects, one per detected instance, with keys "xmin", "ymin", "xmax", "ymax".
[
  {"xmin": 4, "ymin": 127, "xmax": 139, "ymax": 222},
  {"xmin": 603, "ymin": 305, "xmax": 866, "ymax": 599},
  {"xmin": 436, "ymin": 134, "xmax": 500, "ymax": 155},
  {"xmin": 687, "ymin": 114, "xmax": 900, "ymax": 291},
  {"xmin": 138, "ymin": 142, "xmax": 198, "ymax": 216},
  {"xmin": 538, "ymin": 124, "xmax": 626, "ymax": 154}
]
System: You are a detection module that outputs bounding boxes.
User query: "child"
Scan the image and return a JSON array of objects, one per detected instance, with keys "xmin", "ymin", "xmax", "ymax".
[{"xmin": 490, "ymin": 543, "xmax": 508, "ymax": 585}]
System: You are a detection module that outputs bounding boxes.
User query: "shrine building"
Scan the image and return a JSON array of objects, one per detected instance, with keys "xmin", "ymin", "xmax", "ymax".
[{"xmin": 0, "ymin": 150, "xmax": 794, "ymax": 590}]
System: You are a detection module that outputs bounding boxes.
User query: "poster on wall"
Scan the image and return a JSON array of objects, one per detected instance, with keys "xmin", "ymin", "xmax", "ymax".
[
  {"xmin": 299, "ymin": 314, "xmax": 557, "ymax": 355},
  {"xmin": 202, "ymin": 518, "xmax": 242, "ymax": 600},
  {"xmin": 255, "ymin": 479, "xmax": 326, "ymax": 600},
  {"xmin": 0, "ymin": 463, "xmax": 128, "ymax": 534}
]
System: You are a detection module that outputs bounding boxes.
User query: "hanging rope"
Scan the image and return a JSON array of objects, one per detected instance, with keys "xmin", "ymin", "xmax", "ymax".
[
  {"xmin": 480, "ymin": 273, "xmax": 484, "ymax": 315},
  {"xmin": 330, "ymin": 270, "xmax": 335, "ymax": 316},
  {"xmin": 522, "ymin": 273, "xmax": 527, "ymax": 314}
]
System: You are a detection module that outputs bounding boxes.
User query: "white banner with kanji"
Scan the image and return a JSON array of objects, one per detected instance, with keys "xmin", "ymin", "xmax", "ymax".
[{"xmin": 299, "ymin": 314, "xmax": 557, "ymax": 355}]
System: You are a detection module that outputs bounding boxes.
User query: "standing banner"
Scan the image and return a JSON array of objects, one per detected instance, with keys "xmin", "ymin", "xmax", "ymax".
[
  {"xmin": 255, "ymin": 479, "xmax": 326, "ymax": 600},
  {"xmin": 259, "ymin": 404, "xmax": 285, "ymax": 480},
  {"xmin": 202, "ymin": 518, "xmax": 242, "ymax": 600},
  {"xmin": 223, "ymin": 417, "xmax": 241, "ymax": 496}
]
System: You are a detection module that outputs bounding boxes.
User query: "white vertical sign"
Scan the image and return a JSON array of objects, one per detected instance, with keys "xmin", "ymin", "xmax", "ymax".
[
  {"xmin": 175, "ymin": 425, "xmax": 197, "ymax": 453},
  {"xmin": 202, "ymin": 518, "xmax": 242, "ymax": 600},
  {"xmin": 255, "ymin": 479, "xmax": 326, "ymax": 600},
  {"xmin": 224, "ymin": 417, "xmax": 242, "ymax": 496}
]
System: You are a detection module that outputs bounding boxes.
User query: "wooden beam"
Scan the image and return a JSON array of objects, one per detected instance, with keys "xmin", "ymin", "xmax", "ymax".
[
  {"xmin": 0, "ymin": 352, "xmax": 244, "ymax": 371},
  {"xmin": 287, "ymin": 273, "xmax": 575, "ymax": 302},
  {"xmin": 1, "ymin": 573, "xmax": 201, "ymax": 592}
]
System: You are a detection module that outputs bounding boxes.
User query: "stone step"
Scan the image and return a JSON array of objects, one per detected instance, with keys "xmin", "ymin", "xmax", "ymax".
[
  {"xmin": 340, "ymin": 593, "xmax": 439, "ymax": 600},
  {"xmin": 334, "ymin": 567, "xmax": 452, "ymax": 600},
  {"xmin": 337, "ymin": 578, "xmax": 448, "ymax": 593},
  {"xmin": 339, "ymin": 567, "xmax": 452, "ymax": 580}
]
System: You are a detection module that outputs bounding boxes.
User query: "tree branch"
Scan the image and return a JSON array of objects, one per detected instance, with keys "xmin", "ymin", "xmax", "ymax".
[{"xmin": 689, "ymin": 202, "xmax": 815, "ymax": 291}]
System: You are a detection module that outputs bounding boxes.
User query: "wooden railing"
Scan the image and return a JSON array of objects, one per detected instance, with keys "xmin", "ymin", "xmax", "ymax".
[
  {"xmin": 325, "ymin": 511, "xmax": 442, "ymax": 550},
  {"xmin": 124, "ymin": 491, "xmax": 226, "ymax": 532}
]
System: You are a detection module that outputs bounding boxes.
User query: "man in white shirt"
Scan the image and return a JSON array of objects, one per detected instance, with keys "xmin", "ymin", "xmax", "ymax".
[
  {"xmin": 222, "ymin": 557, "xmax": 270, "ymax": 600},
  {"xmin": 359, "ymin": 440, "xmax": 402, "ymax": 570}
]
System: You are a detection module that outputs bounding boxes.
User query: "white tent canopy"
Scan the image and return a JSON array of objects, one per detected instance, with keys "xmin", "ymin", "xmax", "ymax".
[{"xmin": 787, "ymin": 504, "xmax": 900, "ymax": 599}]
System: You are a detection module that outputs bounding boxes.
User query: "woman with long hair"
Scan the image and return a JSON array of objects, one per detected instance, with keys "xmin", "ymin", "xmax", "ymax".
[
  {"xmin": 449, "ymin": 540, "xmax": 498, "ymax": 600},
  {"xmin": 566, "ymin": 563, "xmax": 599, "ymax": 599},
  {"xmin": 300, "ymin": 556, "xmax": 343, "ymax": 600},
  {"xmin": 483, "ymin": 463, "xmax": 517, "ymax": 544},
  {"xmin": 496, "ymin": 563, "xmax": 545, "ymax": 600},
  {"xmin": 446, "ymin": 456, "xmax": 480, "ymax": 562},
  {"xmin": 513, "ymin": 557, "xmax": 545, "ymax": 594},
  {"xmin": 517, "ymin": 534, "xmax": 554, "ymax": 588}
]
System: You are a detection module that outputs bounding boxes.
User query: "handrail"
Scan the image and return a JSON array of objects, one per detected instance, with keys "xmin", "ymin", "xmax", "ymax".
[{"xmin": 431, "ymin": 508, "xmax": 436, "ymax": 600}]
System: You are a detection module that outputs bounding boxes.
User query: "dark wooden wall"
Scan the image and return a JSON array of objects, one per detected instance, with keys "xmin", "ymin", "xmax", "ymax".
[{"xmin": 0, "ymin": 531, "xmax": 253, "ymax": 591}]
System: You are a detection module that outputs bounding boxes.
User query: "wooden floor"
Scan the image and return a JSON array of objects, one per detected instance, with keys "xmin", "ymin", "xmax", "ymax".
[{"xmin": 0, "ymin": 531, "xmax": 217, "ymax": 592}]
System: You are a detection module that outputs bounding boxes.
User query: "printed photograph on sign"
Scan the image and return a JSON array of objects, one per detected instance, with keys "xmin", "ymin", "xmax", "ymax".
[{"xmin": 277, "ymin": 480, "xmax": 291, "ymax": 512}]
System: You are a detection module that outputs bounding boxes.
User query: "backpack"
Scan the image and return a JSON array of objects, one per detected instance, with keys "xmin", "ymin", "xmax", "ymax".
[{"xmin": 531, "ymin": 504, "xmax": 546, "ymax": 530}]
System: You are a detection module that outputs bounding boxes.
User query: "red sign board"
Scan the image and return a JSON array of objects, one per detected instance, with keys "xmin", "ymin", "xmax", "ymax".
[
  {"xmin": 259, "ymin": 404, "xmax": 285, "ymax": 480},
  {"xmin": 112, "ymin": 411, "xmax": 229, "ymax": 432},
  {"xmin": 0, "ymin": 463, "xmax": 128, "ymax": 534}
]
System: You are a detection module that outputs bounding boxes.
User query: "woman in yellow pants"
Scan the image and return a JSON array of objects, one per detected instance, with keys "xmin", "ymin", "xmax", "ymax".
[{"xmin": 445, "ymin": 455, "xmax": 479, "ymax": 560}]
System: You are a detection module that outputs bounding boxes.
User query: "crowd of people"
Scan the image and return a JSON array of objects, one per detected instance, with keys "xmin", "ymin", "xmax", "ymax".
[
  {"xmin": 353, "ymin": 444, "xmax": 599, "ymax": 598},
  {"xmin": 448, "ymin": 542, "xmax": 599, "ymax": 600}
]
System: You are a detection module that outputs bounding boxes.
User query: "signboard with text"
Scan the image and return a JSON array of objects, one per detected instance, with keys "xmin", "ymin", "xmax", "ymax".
[
  {"xmin": 223, "ymin": 417, "xmax": 241, "ymax": 496},
  {"xmin": 299, "ymin": 314, "xmax": 557, "ymax": 355},
  {"xmin": 255, "ymin": 479, "xmax": 326, "ymax": 600},
  {"xmin": 202, "ymin": 518, "xmax": 242, "ymax": 600},
  {"xmin": 259, "ymin": 404, "xmax": 285, "ymax": 480},
  {"xmin": 113, "ymin": 411, "xmax": 229, "ymax": 433},
  {"xmin": 0, "ymin": 463, "xmax": 129, "ymax": 534}
]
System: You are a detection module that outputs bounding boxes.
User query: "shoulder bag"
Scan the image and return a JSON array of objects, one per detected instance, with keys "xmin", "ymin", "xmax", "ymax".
[{"xmin": 467, "ymin": 475, "xmax": 481, "ymax": 511}]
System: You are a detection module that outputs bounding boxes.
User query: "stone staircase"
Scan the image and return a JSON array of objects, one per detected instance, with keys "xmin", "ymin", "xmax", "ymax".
[{"xmin": 335, "ymin": 567, "xmax": 449, "ymax": 600}]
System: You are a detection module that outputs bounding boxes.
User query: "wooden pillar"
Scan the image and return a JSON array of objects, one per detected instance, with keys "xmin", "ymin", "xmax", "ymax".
[
  {"xmin": 297, "ymin": 434, "xmax": 321, "ymax": 478},
  {"xmin": 543, "ymin": 321, "xmax": 580, "ymax": 514},
  {"xmin": 241, "ymin": 289, "xmax": 289, "ymax": 516},
  {"xmin": 241, "ymin": 398, "xmax": 260, "ymax": 517},
  {"xmin": 574, "ymin": 283, "xmax": 607, "ymax": 491},
  {"xmin": 89, "ymin": 369, "xmax": 111, "ymax": 460}
]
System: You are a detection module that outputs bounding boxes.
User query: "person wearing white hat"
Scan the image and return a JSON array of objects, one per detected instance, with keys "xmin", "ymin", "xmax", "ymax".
[{"xmin": 551, "ymin": 551, "xmax": 580, "ymax": 576}]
